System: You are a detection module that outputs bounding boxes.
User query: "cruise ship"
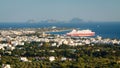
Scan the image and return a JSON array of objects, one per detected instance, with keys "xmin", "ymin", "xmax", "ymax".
[{"xmin": 66, "ymin": 29, "xmax": 95, "ymax": 37}]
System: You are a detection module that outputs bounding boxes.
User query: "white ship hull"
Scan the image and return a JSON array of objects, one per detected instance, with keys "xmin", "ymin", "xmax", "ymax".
[{"xmin": 66, "ymin": 29, "xmax": 95, "ymax": 37}]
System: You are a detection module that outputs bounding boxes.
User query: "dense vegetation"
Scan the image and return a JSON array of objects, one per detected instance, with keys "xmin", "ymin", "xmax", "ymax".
[{"xmin": 0, "ymin": 42, "xmax": 120, "ymax": 68}]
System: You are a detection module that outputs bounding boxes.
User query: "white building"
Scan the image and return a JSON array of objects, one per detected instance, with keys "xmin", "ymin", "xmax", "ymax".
[
  {"xmin": 49, "ymin": 56, "xmax": 55, "ymax": 62},
  {"xmin": 61, "ymin": 57, "xmax": 67, "ymax": 61},
  {"xmin": 0, "ymin": 46, "xmax": 4, "ymax": 50},
  {"xmin": 20, "ymin": 57, "xmax": 28, "ymax": 62},
  {"xmin": 2, "ymin": 64, "xmax": 11, "ymax": 68}
]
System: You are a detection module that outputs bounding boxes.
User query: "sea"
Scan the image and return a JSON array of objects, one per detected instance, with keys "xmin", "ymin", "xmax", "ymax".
[{"xmin": 0, "ymin": 22, "xmax": 120, "ymax": 39}]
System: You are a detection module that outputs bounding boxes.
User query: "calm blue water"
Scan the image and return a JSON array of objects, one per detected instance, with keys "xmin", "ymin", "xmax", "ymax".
[{"xmin": 0, "ymin": 22, "xmax": 120, "ymax": 39}]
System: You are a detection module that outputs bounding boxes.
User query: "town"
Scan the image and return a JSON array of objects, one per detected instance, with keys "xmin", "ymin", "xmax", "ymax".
[{"xmin": 0, "ymin": 28, "xmax": 120, "ymax": 68}]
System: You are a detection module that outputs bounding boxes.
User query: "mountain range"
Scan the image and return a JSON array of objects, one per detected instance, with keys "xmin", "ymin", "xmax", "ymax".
[{"xmin": 27, "ymin": 18, "xmax": 85, "ymax": 24}]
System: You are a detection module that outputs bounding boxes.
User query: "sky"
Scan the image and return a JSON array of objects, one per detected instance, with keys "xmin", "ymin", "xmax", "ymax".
[{"xmin": 0, "ymin": 0, "xmax": 120, "ymax": 22}]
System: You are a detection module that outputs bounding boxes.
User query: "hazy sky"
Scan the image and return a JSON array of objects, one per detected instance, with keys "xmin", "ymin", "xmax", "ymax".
[{"xmin": 0, "ymin": 0, "xmax": 120, "ymax": 22}]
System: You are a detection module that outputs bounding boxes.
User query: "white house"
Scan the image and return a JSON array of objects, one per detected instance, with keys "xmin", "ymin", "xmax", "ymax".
[
  {"xmin": 2, "ymin": 64, "xmax": 11, "ymax": 68},
  {"xmin": 20, "ymin": 57, "xmax": 28, "ymax": 62},
  {"xmin": 49, "ymin": 56, "xmax": 55, "ymax": 62},
  {"xmin": 0, "ymin": 46, "xmax": 4, "ymax": 50},
  {"xmin": 61, "ymin": 57, "xmax": 67, "ymax": 61}
]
